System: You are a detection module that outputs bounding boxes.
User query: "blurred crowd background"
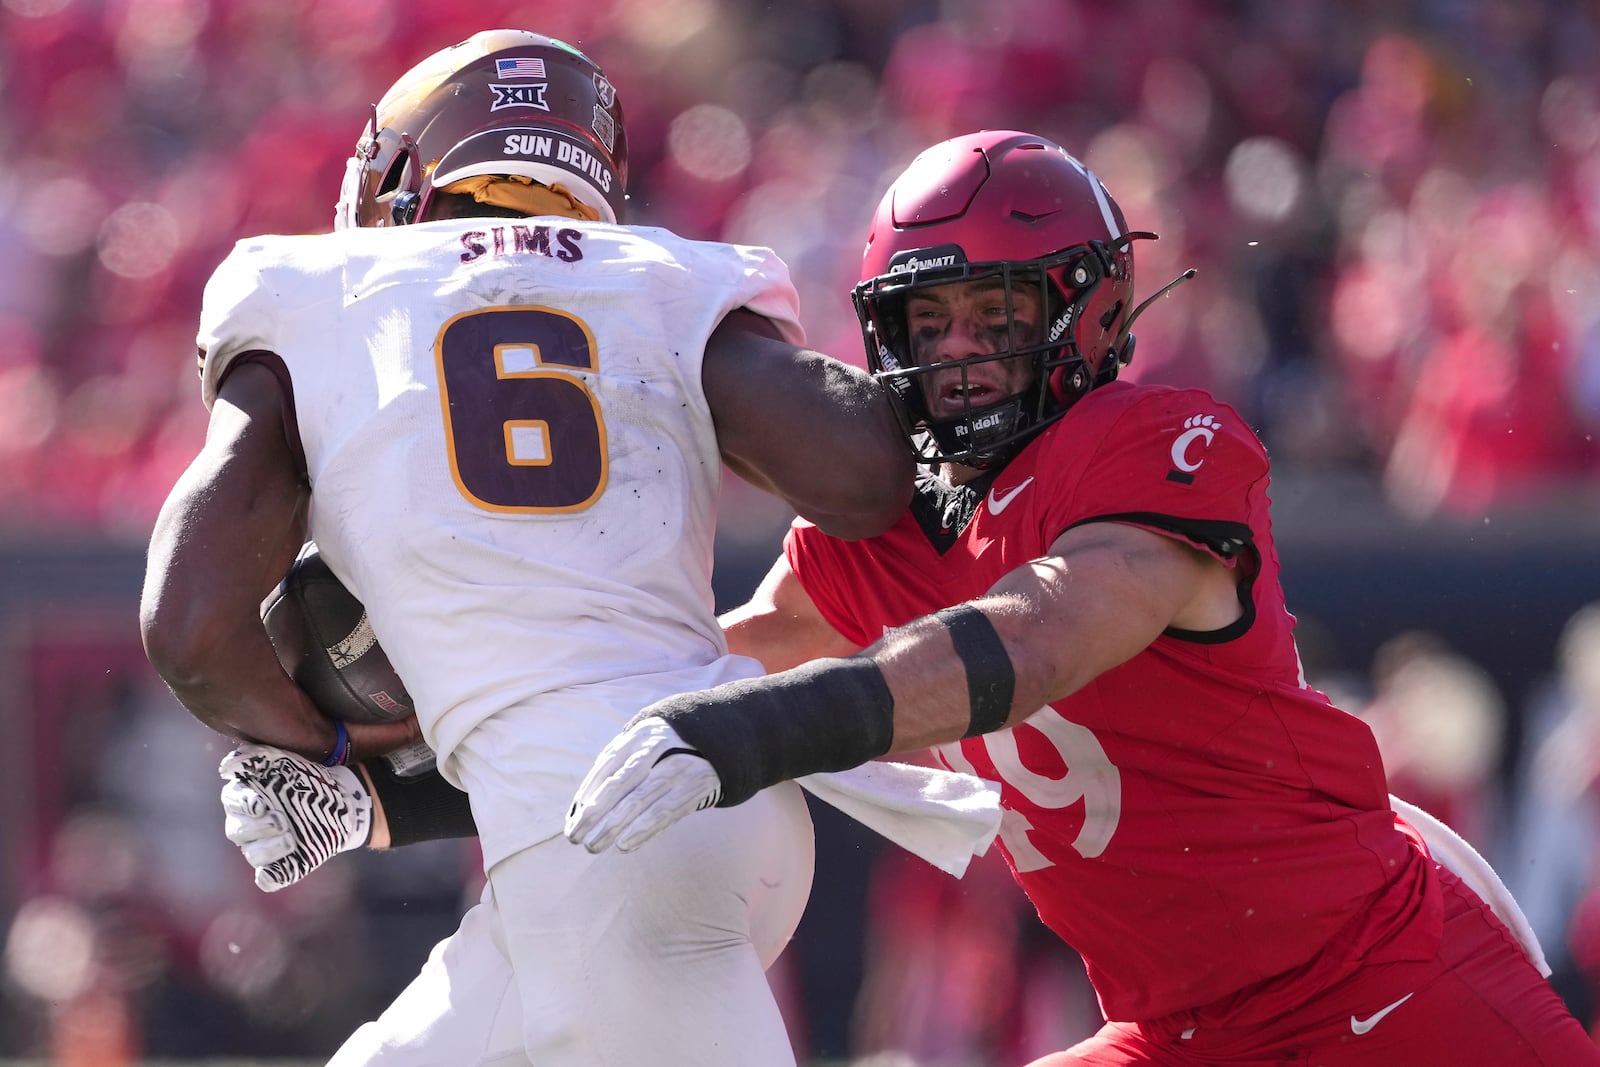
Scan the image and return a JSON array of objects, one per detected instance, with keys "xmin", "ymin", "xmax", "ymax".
[{"xmin": 3, "ymin": 0, "xmax": 1600, "ymax": 1064}]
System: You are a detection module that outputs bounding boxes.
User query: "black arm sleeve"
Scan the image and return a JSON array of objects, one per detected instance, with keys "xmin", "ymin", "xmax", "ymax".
[
  {"xmin": 639, "ymin": 656, "xmax": 896, "ymax": 807},
  {"xmin": 361, "ymin": 760, "xmax": 478, "ymax": 848}
]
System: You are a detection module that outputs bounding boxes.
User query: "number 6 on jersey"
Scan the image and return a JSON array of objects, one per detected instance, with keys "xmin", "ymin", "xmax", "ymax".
[{"xmin": 435, "ymin": 305, "xmax": 609, "ymax": 513}]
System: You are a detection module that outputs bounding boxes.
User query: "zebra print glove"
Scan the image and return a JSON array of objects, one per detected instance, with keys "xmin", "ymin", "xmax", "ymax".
[{"xmin": 220, "ymin": 742, "xmax": 373, "ymax": 892}]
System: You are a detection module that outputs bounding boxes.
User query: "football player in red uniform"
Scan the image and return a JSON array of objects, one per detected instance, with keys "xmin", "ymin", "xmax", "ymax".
[{"xmin": 569, "ymin": 131, "xmax": 1599, "ymax": 1065}]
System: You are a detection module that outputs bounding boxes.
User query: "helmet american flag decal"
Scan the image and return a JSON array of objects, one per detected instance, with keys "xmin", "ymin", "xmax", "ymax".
[{"xmin": 496, "ymin": 57, "xmax": 547, "ymax": 78}]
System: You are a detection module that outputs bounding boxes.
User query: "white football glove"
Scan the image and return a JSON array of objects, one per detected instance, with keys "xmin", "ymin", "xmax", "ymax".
[
  {"xmin": 565, "ymin": 718, "xmax": 721, "ymax": 854},
  {"xmin": 219, "ymin": 742, "xmax": 372, "ymax": 893}
]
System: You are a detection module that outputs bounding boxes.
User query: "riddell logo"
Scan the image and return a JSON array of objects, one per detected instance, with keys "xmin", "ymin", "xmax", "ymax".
[{"xmin": 1047, "ymin": 307, "xmax": 1076, "ymax": 344}]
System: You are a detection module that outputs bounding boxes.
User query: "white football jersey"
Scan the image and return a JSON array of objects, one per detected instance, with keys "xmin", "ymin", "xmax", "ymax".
[{"xmin": 198, "ymin": 218, "xmax": 801, "ymax": 861}]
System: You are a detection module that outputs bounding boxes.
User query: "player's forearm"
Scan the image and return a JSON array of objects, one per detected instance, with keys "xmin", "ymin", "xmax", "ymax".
[
  {"xmin": 641, "ymin": 603, "xmax": 1024, "ymax": 804},
  {"xmin": 143, "ymin": 543, "xmax": 338, "ymax": 757},
  {"xmin": 355, "ymin": 764, "xmax": 392, "ymax": 849},
  {"xmin": 719, "ymin": 575, "xmax": 859, "ymax": 674},
  {"xmin": 568, "ymin": 602, "xmax": 1035, "ymax": 851},
  {"xmin": 358, "ymin": 760, "xmax": 477, "ymax": 847},
  {"xmin": 871, "ymin": 524, "xmax": 1220, "ymax": 752},
  {"xmin": 652, "ymin": 547, "xmax": 1172, "ymax": 802},
  {"xmin": 159, "ymin": 633, "xmax": 344, "ymax": 760},
  {"xmin": 868, "ymin": 602, "xmax": 1037, "ymax": 753},
  {"xmin": 869, "ymin": 570, "xmax": 1152, "ymax": 753},
  {"xmin": 612, "ymin": 531, "xmax": 1200, "ymax": 810}
]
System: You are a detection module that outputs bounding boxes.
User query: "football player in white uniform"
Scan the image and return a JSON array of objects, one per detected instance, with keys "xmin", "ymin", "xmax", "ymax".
[{"xmin": 139, "ymin": 29, "xmax": 913, "ymax": 1067}]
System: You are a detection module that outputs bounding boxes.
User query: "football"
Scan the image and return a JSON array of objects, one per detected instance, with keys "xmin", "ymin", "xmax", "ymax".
[{"xmin": 260, "ymin": 543, "xmax": 416, "ymax": 725}]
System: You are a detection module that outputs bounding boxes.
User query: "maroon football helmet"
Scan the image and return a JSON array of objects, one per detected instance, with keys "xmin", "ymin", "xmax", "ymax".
[
  {"xmin": 853, "ymin": 130, "xmax": 1159, "ymax": 467},
  {"xmin": 335, "ymin": 29, "xmax": 627, "ymax": 229}
]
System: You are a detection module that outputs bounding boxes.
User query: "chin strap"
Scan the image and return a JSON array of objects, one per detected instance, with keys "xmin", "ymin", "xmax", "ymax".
[{"xmin": 333, "ymin": 154, "xmax": 366, "ymax": 231}]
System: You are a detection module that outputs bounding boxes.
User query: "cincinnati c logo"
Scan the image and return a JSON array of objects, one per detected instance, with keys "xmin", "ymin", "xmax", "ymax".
[{"xmin": 1167, "ymin": 413, "xmax": 1221, "ymax": 485}]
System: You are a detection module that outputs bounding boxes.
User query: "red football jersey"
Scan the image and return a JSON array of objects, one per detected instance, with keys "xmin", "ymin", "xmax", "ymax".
[{"xmin": 786, "ymin": 381, "xmax": 1441, "ymax": 1025}]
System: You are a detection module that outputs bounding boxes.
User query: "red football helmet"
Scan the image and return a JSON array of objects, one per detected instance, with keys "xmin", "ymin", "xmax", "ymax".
[
  {"xmin": 335, "ymin": 29, "xmax": 627, "ymax": 229},
  {"xmin": 853, "ymin": 130, "xmax": 1161, "ymax": 467}
]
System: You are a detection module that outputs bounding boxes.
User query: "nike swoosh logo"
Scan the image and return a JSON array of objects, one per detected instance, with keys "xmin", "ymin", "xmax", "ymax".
[
  {"xmin": 1350, "ymin": 992, "xmax": 1414, "ymax": 1035},
  {"xmin": 987, "ymin": 476, "xmax": 1035, "ymax": 516}
]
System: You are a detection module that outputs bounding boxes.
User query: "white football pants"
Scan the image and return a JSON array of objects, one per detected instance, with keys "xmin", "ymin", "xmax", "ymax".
[{"xmin": 326, "ymin": 781, "xmax": 814, "ymax": 1067}]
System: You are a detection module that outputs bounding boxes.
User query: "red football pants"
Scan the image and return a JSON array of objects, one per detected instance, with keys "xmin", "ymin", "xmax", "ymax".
[{"xmin": 1029, "ymin": 867, "xmax": 1599, "ymax": 1066}]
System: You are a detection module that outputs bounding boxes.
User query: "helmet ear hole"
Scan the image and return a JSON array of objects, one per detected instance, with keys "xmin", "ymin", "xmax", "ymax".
[
  {"xmin": 377, "ymin": 151, "xmax": 408, "ymax": 197},
  {"xmin": 1048, "ymin": 363, "xmax": 1091, "ymax": 404}
]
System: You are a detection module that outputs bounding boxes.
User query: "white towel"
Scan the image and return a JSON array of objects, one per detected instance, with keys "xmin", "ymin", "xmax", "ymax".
[
  {"xmin": 1390, "ymin": 794, "xmax": 1551, "ymax": 978},
  {"xmin": 799, "ymin": 761, "xmax": 1002, "ymax": 878}
]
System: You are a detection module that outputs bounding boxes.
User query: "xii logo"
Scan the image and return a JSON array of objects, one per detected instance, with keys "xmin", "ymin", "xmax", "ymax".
[{"xmin": 490, "ymin": 83, "xmax": 550, "ymax": 112}]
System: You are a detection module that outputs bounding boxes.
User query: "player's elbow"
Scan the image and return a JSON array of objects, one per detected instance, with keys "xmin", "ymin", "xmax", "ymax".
[
  {"xmin": 804, "ymin": 448, "xmax": 914, "ymax": 540},
  {"xmin": 802, "ymin": 485, "xmax": 909, "ymax": 540},
  {"xmin": 806, "ymin": 495, "xmax": 906, "ymax": 540},
  {"xmin": 139, "ymin": 591, "xmax": 229, "ymax": 701}
]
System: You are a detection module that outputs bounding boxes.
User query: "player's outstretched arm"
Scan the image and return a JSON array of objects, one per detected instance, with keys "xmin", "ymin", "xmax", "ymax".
[
  {"xmin": 140, "ymin": 359, "xmax": 418, "ymax": 764},
  {"xmin": 568, "ymin": 521, "xmax": 1239, "ymax": 852},
  {"xmin": 704, "ymin": 310, "xmax": 913, "ymax": 541}
]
